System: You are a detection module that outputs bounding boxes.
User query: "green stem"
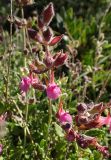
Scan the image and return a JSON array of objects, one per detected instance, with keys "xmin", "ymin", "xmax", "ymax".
[
  {"xmin": 24, "ymin": 96, "xmax": 29, "ymax": 146},
  {"xmin": 48, "ymin": 99, "xmax": 52, "ymax": 126},
  {"xmin": 45, "ymin": 99, "xmax": 52, "ymax": 159},
  {"xmin": 6, "ymin": 0, "xmax": 13, "ymax": 102}
]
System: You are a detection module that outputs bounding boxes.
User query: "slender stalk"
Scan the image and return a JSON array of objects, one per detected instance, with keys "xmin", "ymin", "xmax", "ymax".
[
  {"xmin": 45, "ymin": 69, "xmax": 52, "ymax": 158},
  {"xmin": 6, "ymin": 0, "xmax": 13, "ymax": 102},
  {"xmin": 24, "ymin": 95, "xmax": 29, "ymax": 146},
  {"xmin": 21, "ymin": 7, "xmax": 26, "ymax": 50},
  {"xmin": 12, "ymin": 99, "xmax": 36, "ymax": 146},
  {"xmin": 20, "ymin": 5, "xmax": 29, "ymax": 147},
  {"xmin": 48, "ymin": 99, "xmax": 52, "ymax": 127},
  {"xmin": 21, "ymin": 6, "xmax": 27, "ymax": 67}
]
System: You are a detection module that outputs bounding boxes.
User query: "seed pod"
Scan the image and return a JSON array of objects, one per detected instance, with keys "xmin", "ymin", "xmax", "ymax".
[{"xmin": 77, "ymin": 103, "xmax": 87, "ymax": 115}]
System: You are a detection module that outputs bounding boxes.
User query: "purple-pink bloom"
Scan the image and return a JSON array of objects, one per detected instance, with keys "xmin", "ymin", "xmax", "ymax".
[
  {"xmin": 66, "ymin": 129, "xmax": 76, "ymax": 142},
  {"xmin": 20, "ymin": 76, "xmax": 32, "ymax": 94},
  {"xmin": 20, "ymin": 75, "xmax": 38, "ymax": 95},
  {"xmin": 56, "ymin": 106, "xmax": 72, "ymax": 124},
  {"xmin": 46, "ymin": 83, "xmax": 61, "ymax": 100},
  {"xmin": 98, "ymin": 113, "xmax": 111, "ymax": 133}
]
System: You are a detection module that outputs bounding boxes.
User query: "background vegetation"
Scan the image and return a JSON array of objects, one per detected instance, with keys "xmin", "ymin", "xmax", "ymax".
[{"xmin": 0, "ymin": 0, "xmax": 111, "ymax": 159}]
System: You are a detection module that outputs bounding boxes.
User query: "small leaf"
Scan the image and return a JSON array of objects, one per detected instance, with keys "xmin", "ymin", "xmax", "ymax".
[
  {"xmin": 85, "ymin": 128, "xmax": 105, "ymax": 137},
  {"xmin": 54, "ymin": 123, "xmax": 64, "ymax": 137},
  {"xmin": 40, "ymin": 139, "xmax": 47, "ymax": 149}
]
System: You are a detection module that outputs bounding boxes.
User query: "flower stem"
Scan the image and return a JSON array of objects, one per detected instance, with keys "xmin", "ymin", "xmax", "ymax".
[
  {"xmin": 6, "ymin": 0, "xmax": 13, "ymax": 102},
  {"xmin": 48, "ymin": 99, "xmax": 52, "ymax": 126},
  {"xmin": 24, "ymin": 96, "xmax": 29, "ymax": 146}
]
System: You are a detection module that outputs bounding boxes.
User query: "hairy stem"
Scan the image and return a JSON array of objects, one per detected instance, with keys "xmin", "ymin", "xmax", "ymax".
[{"xmin": 6, "ymin": 0, "xmax": 13, "ymax": 102}]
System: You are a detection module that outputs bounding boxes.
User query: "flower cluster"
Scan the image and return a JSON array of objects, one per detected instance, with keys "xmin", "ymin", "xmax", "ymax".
[
  {"xmin": 56, "ymin": 101, "xmax": 111, "ymax": 158},
  {"xmin": 75, "ymin": 102, "xmax": 111, "ymax": 131},
  {"xmin": 19, "ymin": 3, "xmax": 67, "ymax": 100},
  {"xmin": 18, "ymin": 2, "xmax": 111, "ymax": 158}
]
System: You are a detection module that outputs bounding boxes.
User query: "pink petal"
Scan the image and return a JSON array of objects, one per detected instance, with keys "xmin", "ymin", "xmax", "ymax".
[
  {"xmin": 49, "ymin": 35, "xmax": 64, "ymax": 46},
  {"xmin": 46, "ymin": 83, "xmax": 61, "ymax": 100}
]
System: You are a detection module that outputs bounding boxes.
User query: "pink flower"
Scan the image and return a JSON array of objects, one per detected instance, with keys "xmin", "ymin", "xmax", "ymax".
[
  {"xmin": 46, "ymin": 83, "xmax": 61, "ymax": 100},
  {"xmin": 56, "ymin": 106, "xmax": 72, "ymax": 124},
  {"xmin": 20, "ymin": 75, "xmax": 38, "ymax": 95},
  {"xmin": 98, "ymin": 113, "xmax": 111, "ymax": 132},
  {"xmin": 20, "ymin": 76, "xmax": 32, "ymax": 94},
  {"xmin": 66, "ymin": 129, "xmax": 76, "ymax": 142}
]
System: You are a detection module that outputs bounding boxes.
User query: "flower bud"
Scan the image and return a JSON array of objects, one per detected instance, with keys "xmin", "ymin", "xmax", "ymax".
[
  {"xmin": 46, "ymin": 83, "xmax": 61, "ymax": 100},
  {"xmin": 44, "ymin": 53, "xmax": 54, "ymax": 68},
  {"xmin": 56, "ymin": 107, "xmax": 72, "ymax": 125},
  {"xmin": 54, "ymin": 52, "xmax": 68, "ymax": 67},
  {"xmin": 20, "ymin": 76, "xmax": 31, "ymax": 94},
  {"xmin": 77, "ymin": 135, "xmax": 96, "ymax": 149},
  {"xmin": 32, "ymin": 83, "xmax": 46, "ymax": 91},
  {"xmin": 66, "ymin": 129, "xmax": 76, "ymax": 142},
  {"xmin": 62, "ymin": 123, "xmax": 72, "ymax": 131},
  {"xmin": 77, "ymin": 103, "xmax": 87, "ymax": 115},
  {"xmin": 38, "ymin": 2, "xmax": 55, "ymax": 30},
  {"xmin": 78, "ymin": 116, "xmax": 89, "ymax": 124},
  {"xmin": 28, "ymin": 29, "xmax": 43, "ymax": 43}
]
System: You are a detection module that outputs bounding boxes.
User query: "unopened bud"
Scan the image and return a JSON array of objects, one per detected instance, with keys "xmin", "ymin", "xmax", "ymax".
[
  {"xmin": 32, "ymin": 83, "xmax": 46, "ymax": 91},
  {"xmin": 77, "ymin": 135, "xmax": 96, "ymax": 149},
  {"xmin": 78, "ymin": 116, "xmax": 88, "ymax": 124},
  {"xmin": 62, "ymin": 123, "xmax": 72, "ymax": 131},
  {"xmin": 54, "ymin": 52, "xmax": 68, "ymax": 67},
  {"xmin": 77, "ymin": 103, "xmax": 87, "ymax": 114},
  {"xmin": 44, "ymin": 54, "xmax": 54, "ymax": 68},
  {"xmin": 66, "ymin": 129, "xmax": 76, "ymax": 142}
]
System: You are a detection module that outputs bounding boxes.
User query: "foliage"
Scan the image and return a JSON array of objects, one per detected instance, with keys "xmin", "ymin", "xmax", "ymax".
[{"xmin": 0, "ymin": 0, "xmax": 111, "ymax": 160}]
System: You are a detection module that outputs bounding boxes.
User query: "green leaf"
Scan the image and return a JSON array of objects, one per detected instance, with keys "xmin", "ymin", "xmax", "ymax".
[
  {"xmin": 85, "ymin": 128, "xmax": 105, "ymax": 137},
  {"xmin": 54, "ymin": 123, "xmax": 64, "ymax": 137},
  {"xmin": 40, "ymin": 139, "xmax": 47, "ymax": 149}
]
